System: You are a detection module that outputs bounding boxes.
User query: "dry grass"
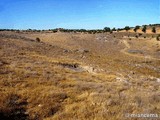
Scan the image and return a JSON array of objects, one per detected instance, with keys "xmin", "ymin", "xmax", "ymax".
[{"xmin": 0, "ymin": 31, "xmax": 159, "ymax": 120}]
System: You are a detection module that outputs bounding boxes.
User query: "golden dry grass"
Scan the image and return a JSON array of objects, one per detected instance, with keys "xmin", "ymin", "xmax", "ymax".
[{"xmin": 0, "ymin": 31, "xmax": 159, "ymax": 120}]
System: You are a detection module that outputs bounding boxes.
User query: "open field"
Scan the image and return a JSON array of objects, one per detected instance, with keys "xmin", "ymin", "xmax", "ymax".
[{"xmin": 0, "ymin": 31, "xmax": 160, "ymax": 120}]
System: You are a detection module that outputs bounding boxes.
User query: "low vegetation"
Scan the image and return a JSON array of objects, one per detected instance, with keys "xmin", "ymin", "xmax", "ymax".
[
  {"xmin": 0, "ymin": 24, "xmax": 159, "ymax": 34},
  {"xmin": 0, "ymin": 24, "xmax": 160, "ymax": 119},
  {"xmin": 36, "ymin": 37, "xmax": 41, "ymax": 42},
  {"xmin": 142, "ymin": 25, "xmax": 147, "ymax": 33},
  {"xmin": 133, "ymin": 25, "xmax": 140, "ymax": 32},
  {"xmin": 152, "ymin": 27, "xmax": 156, "ymax": 33},
  {"xmin": 156, "ymin": 34, "xmax": 160, "ymax": 41},
  {"xmin": 124, "ymin": 26, "xmax": 130, "ymax": 31}
]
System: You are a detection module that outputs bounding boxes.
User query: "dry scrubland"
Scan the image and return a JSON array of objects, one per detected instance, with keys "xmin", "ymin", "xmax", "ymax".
[{"xmin": 0, "ymin": 30, "xmax": 160, "ymax": 120}]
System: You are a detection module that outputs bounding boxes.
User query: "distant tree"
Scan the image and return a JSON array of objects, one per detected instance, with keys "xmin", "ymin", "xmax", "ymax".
[
  {"xmin": 87, "ymin": 30, "xmax": 92, "ymax": 34},
  {"xmin": 27, "ymin": 29, "xmax": 32, "ymax": 31},
  {"xmin": 112, "ymin": 27, "xmax": 116, "ymax": 31},
  {"xmin": 96, "ymin": 29, "xmax": 103, "ymax": 33},
  {"xmin": 104, "ymin": 27, "xmax": 111, "ymax": 32},
  {"xmin": 152, "ymin": 27, "xmax": 156, "ymax": 33},
  {"xmin": 52, "ymin": 29, "xmax": 57, "ymax": 33},
  {"xmin": 124, "ymin": 26, "xmax": 130, "ymax": 31},
  {"xmin": 133, "ymin": 25, "xmax": 140, "ymax": 32},
  {"xmin": 142, "ymin": 25, "xmax": 147, "ymax": 33},
  {"xmin": 117, "ymin": 28, "xmax": 121, "ymax": 32},
  {"xmin": 16, "ymin": 30, "xmax": 20, "ymax": 33},
  {"xmin": 93, "ymin": 31, "xmax": 96, "ymax": 34},
  {"xmin": 80, "ymin": 29, "xmax": 87, "ymax": 32}
]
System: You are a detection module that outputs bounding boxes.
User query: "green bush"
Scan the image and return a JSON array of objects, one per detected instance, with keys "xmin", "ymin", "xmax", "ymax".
[
  {"xmin": 112, "ymin": 28, "xmax": 116, "ymax": 31},
  {"xmin": 124, "ymin": 26, "xmax": 130, "ymax": 31},
  {"xmin": 142, "ymin": 25, "xmax": 147, "ymax": 33},
  {"xmin": 134, "ymin": 25, "xmax": 140, "ymax": 32}
]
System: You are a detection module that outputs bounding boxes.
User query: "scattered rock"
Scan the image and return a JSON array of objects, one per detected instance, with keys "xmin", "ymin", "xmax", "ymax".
[
  {"xmin": 157, "ymin": 78, "xmax": 160, "ymax": 83},
  {"xmin": 38, "ymin": 104, "xmax": 43, "ymax": 107},
  {"xmin": 128, "ymin": 50, "xmax": 143, "ymax": 54},
  {"xmin": 106, "ymin": 99, "xmax": 116, "ymax": 106},
  {"xmin": 63, "ymin": 49, "xmax": 70, "ymax": 53},
  {"xmin": 81, "ymin": 66, "xmax": 95, "ymax": 74},
  {"xmin": 74, "ymin": 49, "xmax": 90, "ymax": 53}
]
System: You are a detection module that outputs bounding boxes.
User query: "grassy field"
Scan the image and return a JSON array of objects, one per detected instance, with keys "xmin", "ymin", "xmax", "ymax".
[{"xmin": 0, "ymin": 30, "xmax": 160, "ymax": 120}]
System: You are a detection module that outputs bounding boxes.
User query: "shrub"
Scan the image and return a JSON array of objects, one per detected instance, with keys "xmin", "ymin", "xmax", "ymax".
[
  {"xmin": 138, "ymin": 33, "xmax": 142, "ymax": 36},
  {"xmin": 36, "ymin": 37, "xmax": 41, "ymax": 42},
  {"xmin": 134, "ymin": 25, "xmax": 140, "ymax": 32},
  {"xmin": 110, "ymin": 31, "xmax": 113, "ymax": 34},
  {"xmin": 156, "ymin": 35, "xmax": 160, "ymax": 41},
  {"xmin": 52, "ymin": 30, "xmax": 57, "ymax": 33},
  {"xmin": 142, "ymin": 25, "xmax": 147, "ymax": 33},
  {"xmin": 152, "ymin": 27, "xmax": 156, "ymax": 33},
  {"xmin": 93, "ymin": 31, "xmax": 96, "ymax": 34},
  {"xmin": 0, "ymin": 92, "xmax": 28, "ymax": 120}
]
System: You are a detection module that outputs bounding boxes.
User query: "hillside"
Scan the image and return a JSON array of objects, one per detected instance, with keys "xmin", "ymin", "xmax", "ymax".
[{"xmin": 0, "ymin": 31, "xmax": 160, "ymax": 120}]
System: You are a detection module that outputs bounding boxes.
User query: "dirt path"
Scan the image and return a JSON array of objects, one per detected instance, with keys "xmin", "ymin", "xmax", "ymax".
[{"xmin": 121, "ymin": 40, "xmax": 160, "ymax": 61}]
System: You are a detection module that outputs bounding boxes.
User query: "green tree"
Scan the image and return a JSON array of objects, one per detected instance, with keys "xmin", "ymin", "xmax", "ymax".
[
  {"xmin": 104, "ymin": 27, "xmax": 111, "ymax": 32},
  {"xmin": 133, "ymin": 25, "xmax": 140, "ymax": 32},
  {"xmin": 124, "ymin": 26, "xmax": 130, "ymax": 31},
  {"xmin": 112, "ymin": 27, "xmax": 116, "ymax": 31},
  {"xmin": 142, "ymin": 25, "xmax": 147, "ymax": 33}
]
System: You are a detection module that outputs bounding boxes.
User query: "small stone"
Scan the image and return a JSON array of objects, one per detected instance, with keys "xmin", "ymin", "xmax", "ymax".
[
  {"xmin": 106, "ymin": 99, "xmax": 115, "ymax": 106},
  {"xmin": 63, "ymin": 49, "xmax": 69, "ymax": 53},
  {"xmin": 38, "ymin": 104, "xmax": 42, "ymax": 107},
  {"xmin": 157, "ymin": 78, "xmax": 160, "ymax": 83}
]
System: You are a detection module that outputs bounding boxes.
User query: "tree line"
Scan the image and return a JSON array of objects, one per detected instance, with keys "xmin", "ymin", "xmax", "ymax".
[{"xmin": 0, "ymin": 24, "xmax": 159, "ymax": 34}]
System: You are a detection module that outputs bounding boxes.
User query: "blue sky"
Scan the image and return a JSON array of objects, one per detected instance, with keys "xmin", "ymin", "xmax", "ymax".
[{"xmin": 0, "ymin": 0, "xmax": 159, "ymax": 29}]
